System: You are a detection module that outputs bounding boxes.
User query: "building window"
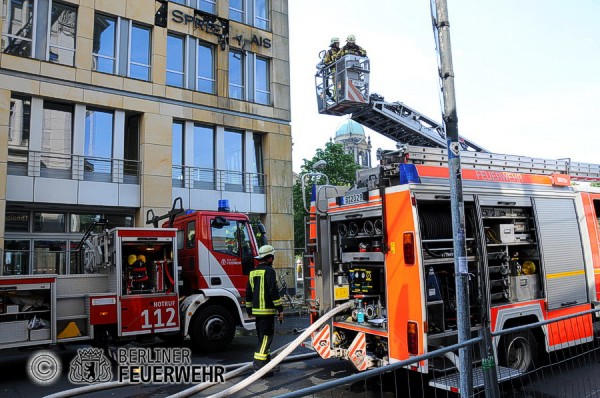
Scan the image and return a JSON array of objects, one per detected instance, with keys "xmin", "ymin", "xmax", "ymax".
[
  {"xmin": 229, "ymin": 0, "xmax": 269, "ymax": 30},
  {"xmin": 92, "ymin": 13, "xmax": 116, "ymax": 73},
  {"xmin": 1, "ymin": 0, "xmax": 78, "ymax": 64},
  {"xmin": 129, "ymin": 23, "xmax": 151, "ymax": 80},
  {"xmin": 34, "ymin": 212, "xmax": 66, "ymax": 233},
  {"xmin": 4, "ymin": 240, "xmax": 30, "ymax": 275},
  {"xmin": 69, "ymin": 213, "xmax": 101, "ymax": 233},
  {"xmin": 172, "ymin": 121, "xmax": 184, "ymax": 187},
  {"xmin": 166, "ymin": 34, "xmax": 214, "ymax": 94},
  {"xmin": 254, "ymin": 0, "xmax": 269, "ymax": 30},
  {"xmin": 255, "ymin": 56, "xmax": 270, "ymax": 105},
  {"xmin": 229, "ymin": 0, "xmax": 243, "ymax": 23},
  {"xmin": 193, "ymin": 124, "xmax": 214, "ymax": 189},
  {"xmin": 229, "ymin": 50, "xmax": 245, "ymax": 100},
  {"xmin": 41, "ymin": 101, "xmax": 73, "ymax": 178},
  {"xmin": 85, "ymin": 108, "xmax": 114, "ymax": 181},
  {"xmin": 1, "ymin": 0, "xmax": 35, "ymax": 57},
  {"xmin": 169, "ymin": 0, "xmax": 216, "ymax": 13},
  {"xmin": 8, "ymin": 95, "xmax": 30, "ymax": 176},
  {"xmin": 224, "ymin": 129, "xmax": 243, "ymax": 191},
  {"xmin": 34, "ymin": 240, "xmax": 66, "ymax": 274},
  {"xmin": 48, "ymin": 1, "xmax": 77, "ymax": 66},
  {"xmin": 92, "ymin": 13, "xmax": 152, "ymax": 81},
  {"xmin": 167, "ymin": 33, "xmax": 185, "ymax": 87},
  {"xmin": 249, "ymin": 133, "xmax": 264, "ymax": 193},
  {"xmin": 196, "ymin": 41, "xmax": 214, "ymax": 93},
  {"xmin": 229, "ymin": 51, "xmax": 270, "ymax": 104},
  {"xmin": 197, "ymin": 0, "xmax": 216, "ymax": 14}
]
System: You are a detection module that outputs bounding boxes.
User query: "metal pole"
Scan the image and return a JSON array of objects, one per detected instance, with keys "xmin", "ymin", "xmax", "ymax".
[
  {"xmin": 479, "ymin": 327, "xmax": 500, "ymax": 398},
  {"xmin": 431, "ymin": 0, "xmax": 472, "ymax": 396}
]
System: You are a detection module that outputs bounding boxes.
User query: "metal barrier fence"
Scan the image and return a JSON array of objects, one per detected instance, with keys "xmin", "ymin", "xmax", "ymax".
[{"xmin": 277, "ymin": 307, "xmax": 600, "ymax": 398}]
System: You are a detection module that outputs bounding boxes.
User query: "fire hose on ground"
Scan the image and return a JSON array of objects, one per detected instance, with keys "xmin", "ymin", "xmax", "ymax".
[
  {"xmin": 43, "ymin": 301, "xmax": 352, "ymax": 398},
  {"xmin": 199, "ymin": 301, "xmax": 353, "ymax": 398}
]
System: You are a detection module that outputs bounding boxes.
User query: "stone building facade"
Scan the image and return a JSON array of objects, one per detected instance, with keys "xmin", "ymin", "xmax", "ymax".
[{"xmin": 0, "ymin": 0, "xmax": 293, "ymax": 275}]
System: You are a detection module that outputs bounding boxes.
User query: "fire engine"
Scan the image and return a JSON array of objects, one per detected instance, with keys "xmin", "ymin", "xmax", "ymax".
[
  {"xmin": 0, "ymin": 198, "xmax": 263, "ymax": 352},
  {"xmin": 307, "ymin": 54, "xmax": 600, "ymax": 389}
]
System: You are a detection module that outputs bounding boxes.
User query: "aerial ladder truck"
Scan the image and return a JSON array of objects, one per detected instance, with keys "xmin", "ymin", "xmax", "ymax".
[{"xmin": 307, "ymin": 53, "xmax": 600, "ymax": 392}]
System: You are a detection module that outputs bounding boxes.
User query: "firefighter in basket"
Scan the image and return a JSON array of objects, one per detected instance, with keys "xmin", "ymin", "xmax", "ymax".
[{"xmin": 126, "ymin": 254, "xmax": 150, "ymax": 293}]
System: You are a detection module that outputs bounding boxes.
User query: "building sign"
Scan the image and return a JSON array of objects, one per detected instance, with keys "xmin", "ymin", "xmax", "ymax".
[
  {"xmin": 232, "ymin": 34, "xmax": 271, "ymax": 53},
  {"xmin": 170, "ymin": 9, "xmax": 229, "ymax": 50},
  {"xmin": 6, "ymin": 212, "xmax": 30, "ymax": 232}
]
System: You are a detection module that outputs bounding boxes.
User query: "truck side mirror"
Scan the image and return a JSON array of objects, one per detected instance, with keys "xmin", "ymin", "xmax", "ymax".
[{"xmin": 211, "ymin": 216, "xmax": 230, "ymax": 229}]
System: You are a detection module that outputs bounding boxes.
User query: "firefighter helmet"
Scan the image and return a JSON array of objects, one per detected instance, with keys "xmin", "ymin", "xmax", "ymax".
[
  {"xmin": 255, "ymin": 244, "xmax": 276, "ymax": 259},
  {"xmin": 127, "ymin": 254, "xmax": 137, "ymax": 266},
  {"xmin": 346, "ymin": 34, "xmax": 356, "ymax": 43},
  {"xmin": 330, "ymin": 37, "xmax": 340, "ymax": 45},
  {"xmin": 137, "ymin": 254, "xmax": 146, "ymax": 263}
]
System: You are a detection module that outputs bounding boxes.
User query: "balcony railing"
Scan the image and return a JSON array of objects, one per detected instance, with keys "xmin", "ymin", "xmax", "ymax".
[
  {"xmin": 7, "ymin": 150, "xmax": 141, "ymax": 184},
  {"xmin": 172, "ymin": 165, "xmax": 266, "ymax": 193}
]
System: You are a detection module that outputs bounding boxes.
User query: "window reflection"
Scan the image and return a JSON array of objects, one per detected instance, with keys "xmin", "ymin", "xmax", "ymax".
[
  {"xmin": 255, "ymin": 57, "xmax": 270, "ymax": 105},
  {"xmin": 167, "ymin": 34, "xmax": 185, "ymax": 87},
  {"xmin": 224, "ymin": 130, "xmax": 243, "ymax": 191},
  {"xmin": 172, "ymin": 121, "xmax": 184, "ymax": 187},
  {"xmin": 229, "ymin": 51, "xmax": 244, "ymax": 99},
  {"xmin": 254, "ymin": 0, "xmax": 269, "ymax": 30},
  {"xmin": 1, "ymin": 0, "xmax": 34, "ymax": 57},
  {"xmin": 42, "ymin": 102, "xmax": 73, "ymax": 178},
  {"xmin": 193, "ymin": 124, "xmax": 215, "ymax": 189},
  {"xmin": 85, "ymin": 108, "xmax": 113, "ymax": 181},
  {"xmin": 34, "ymin": 240, "xmax": 66, "ymax": 275},
  {"xmin": 129, "ymin": 24, "xmax": 151, "ymax": 80},
  {"xmin": 92, "ymin": 14, "xmax": 116, "ymax": 73},
  {"xmin": 8, "ymin": 95, "xmax": 30, "ymax": 175},
  {"xmin": 197, "ymin": 42, "xmax": 214, "ymax": 93},
  {"xmin": 229, "ymin": 0, "xmax": 244, "ymax": 22},
  {"xmin": 4, "ymin": 240, "xmax": 30, "ymax": 275},
  {"xmin": 49, "ymin": 2, "xmax": 77, "ymax": 66}
]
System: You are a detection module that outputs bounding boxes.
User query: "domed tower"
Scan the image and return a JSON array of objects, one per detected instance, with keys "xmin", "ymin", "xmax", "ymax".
[{"xmin": 333, "ymin": 119, "xmax": 372, "ymax": 168}]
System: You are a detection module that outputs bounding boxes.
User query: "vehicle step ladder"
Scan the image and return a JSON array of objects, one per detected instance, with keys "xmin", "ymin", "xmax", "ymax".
[
  {"xmin": 401, "ymin": 145, "xmax": 600, "ymax": 181},
  {"xmin": 429, "ymin": 366, "xmax": 522, "ymax": 392}
]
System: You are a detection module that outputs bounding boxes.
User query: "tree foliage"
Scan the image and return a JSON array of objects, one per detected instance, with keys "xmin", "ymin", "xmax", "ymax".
[{"xmin": 293, "ymin": 142, "xmax": 360, "ymax": 250}]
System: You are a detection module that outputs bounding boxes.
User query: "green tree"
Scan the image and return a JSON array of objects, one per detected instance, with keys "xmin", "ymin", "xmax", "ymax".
[{"xmin": 293, "ymin": 142, "xmax": 360, "ymax": 251}]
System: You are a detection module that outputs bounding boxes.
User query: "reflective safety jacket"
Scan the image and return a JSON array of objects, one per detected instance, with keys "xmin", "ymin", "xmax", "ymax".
[
  {"xmin": 324, "ymin": 48, "xmax": 341, "ymax": 65},
  {"xmin": 246, "ymin": 262, "xmax": 283, "ymax": 316}
]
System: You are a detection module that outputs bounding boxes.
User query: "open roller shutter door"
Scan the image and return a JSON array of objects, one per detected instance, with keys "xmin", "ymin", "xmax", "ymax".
[{"xmin": 534, "ymin": 197, "xmax": 588, "ymax": 310}]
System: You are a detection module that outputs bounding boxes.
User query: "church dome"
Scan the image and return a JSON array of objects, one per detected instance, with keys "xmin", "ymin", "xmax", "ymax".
[{"xmin": 335, "ymin": 119, "xmax": 365, "ymax": 138}]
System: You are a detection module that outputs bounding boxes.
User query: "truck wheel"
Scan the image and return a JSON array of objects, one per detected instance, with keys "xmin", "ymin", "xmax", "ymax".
[
  {"xmin": 499, "ymin": 329, "xmax": 538, "ymax": 372},
  {"xmin": 191, "ymin": 305, "xmax": 235, "ymax": 352}
]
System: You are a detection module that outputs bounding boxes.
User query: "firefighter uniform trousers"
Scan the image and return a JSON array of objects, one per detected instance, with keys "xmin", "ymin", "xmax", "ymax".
[{"xmin": 254, "ymin": 315, "xmax": 274, "ymax": 367}]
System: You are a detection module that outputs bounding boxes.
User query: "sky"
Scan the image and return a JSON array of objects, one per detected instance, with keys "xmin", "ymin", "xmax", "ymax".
[{"xmin": 287, "ymin": 0, "xmax": 600, "ymax": 173}]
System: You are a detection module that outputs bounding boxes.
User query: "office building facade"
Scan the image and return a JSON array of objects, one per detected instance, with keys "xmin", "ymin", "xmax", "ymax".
[{"xmin": 0, "ymin": 0, "xmax": 293, "ymax": 275}]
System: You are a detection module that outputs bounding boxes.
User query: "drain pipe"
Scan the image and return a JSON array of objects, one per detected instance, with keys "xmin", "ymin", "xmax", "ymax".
[{"xmin": 203, "ymin": 301, "xmax": 354, "ymax": 398}]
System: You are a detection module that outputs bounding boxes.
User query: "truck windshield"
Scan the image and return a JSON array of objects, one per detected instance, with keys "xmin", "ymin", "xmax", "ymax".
[{"xmin": 211, "ymin": 220, "xmax": 252, "ymax": 257}]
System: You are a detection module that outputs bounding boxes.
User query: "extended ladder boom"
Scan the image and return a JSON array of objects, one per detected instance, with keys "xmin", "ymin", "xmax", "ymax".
[{"xmin": 351, "ymin": 95, "xmax": 488, "ymax": 153}]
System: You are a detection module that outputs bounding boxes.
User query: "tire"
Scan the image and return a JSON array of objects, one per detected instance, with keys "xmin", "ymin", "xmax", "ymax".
[
  {"xmin": 499, "ymin": 329, "xmax": 538, "ymax": 372},
  {"xmin": 190, "ymin": 305, "xmax": 236, "ymax": 352}
]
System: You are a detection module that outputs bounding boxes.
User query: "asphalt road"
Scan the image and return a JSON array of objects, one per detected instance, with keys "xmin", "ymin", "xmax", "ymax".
[{"xmin": 0, "ymin": 315, "xmax": 363, "ymax": 398}]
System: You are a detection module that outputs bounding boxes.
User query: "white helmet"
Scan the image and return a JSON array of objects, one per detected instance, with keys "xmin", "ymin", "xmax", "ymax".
[
  {"xmin": 330, "ymin": 37, "xmax": 340, "ymax": 46},
  {"xmin": 346, "ymin": 34, "xmax": 356, "ymax": 43},
  {"xmin": 256, "ymin": 244, "xmax": 275, "ymax": 259}
]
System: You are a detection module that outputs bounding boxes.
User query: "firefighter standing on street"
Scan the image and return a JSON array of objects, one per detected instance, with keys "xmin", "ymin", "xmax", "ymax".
[{"xmin": 246, "ymin": 245, "xmax": 284, "ymax": 374}]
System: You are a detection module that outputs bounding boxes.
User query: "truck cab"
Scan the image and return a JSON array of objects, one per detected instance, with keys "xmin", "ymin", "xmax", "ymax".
[{"xmin": 169, "ymin": 210, "xmax": 259, "ymax": 297}]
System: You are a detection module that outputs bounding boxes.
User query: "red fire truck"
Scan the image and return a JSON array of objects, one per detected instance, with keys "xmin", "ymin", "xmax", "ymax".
[
  {"xmin": 308, "ymin": 54, "xmax": 600, "ymax": 389},
  {"xmin": 304, "ymin": 145, "xmax": 600, "ymax": 388},
  {"xmin": 0, "ymin": 199, "xmax": 263, "ymax": 352}
]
